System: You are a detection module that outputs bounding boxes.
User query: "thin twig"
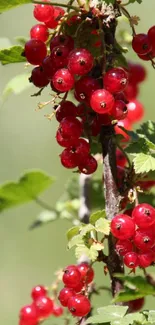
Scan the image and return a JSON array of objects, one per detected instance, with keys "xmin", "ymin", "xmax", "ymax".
[
  {"xmin": 32, "ymin": 0, "xmax": 79, "ymax": 11},
  {"xmin": 35, "ymin": 197, "xmax": 54, "ymax": 211}
]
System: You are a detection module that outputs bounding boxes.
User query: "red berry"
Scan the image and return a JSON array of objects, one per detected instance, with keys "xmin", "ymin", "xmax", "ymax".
[
  {"xmin": 29, "ymin": 67, "xmax": 49, "ymax": 88},
  {"xmin": 56, "ymin": 129, "xmax": 78, "ymax": 148},
  {"xmin": 42, "ymin": 55, "xmax": 56, "ymax": 80},
  {"xmin": 25, "ymin": 39, "xmax": 47, "ymax": 65},
  {"xmin": 68, "ymin": 49, "xmax": 94, "ymax": 76},
  {"xmin": 52, "ymin": 68, "xmax": 74, "ymax": 92},
  {"xmin": 90, "ymin": 116, "xmax": 101, "ymax": 136},
  {"xmin": 116, "ymin": 149, "xmax": 127, "ymax": 168},
  {"xmin": 111, "ymin": 214, "xmax": 135, "ymax": 240},
  {"xmin": 128, "ymin": 62, "xmax": 147, "ymax": 84},
  {"xmin": 30, "ymin": 24, "xmax": 49, "ymax": 42},
  {"xmin": 127, "ymin": 100, "xmax": 144, "ymax": 122},
  {"xmin": 31, "ymin": 285, "xmax": 47, "ymax": 301},
  {"xmin": 148, "ymin": 26, "xmax": 155, "ymax": 52},
  {"xmin": 52, "ymin": 305, "xmax": 63, "ymax": 317},
  {"xmin": 132, "ymin": 203, "xmax": 155, "ymax": 229},
  {"xmin": 56, "ymin": 101, "xmax": 77, "ymax": 122},
  {"xmin": 73, "ymin": 139, "xmax": 90, "ymax": 163},
  {"xmin": 60, "ymin": 117, "xmax": 83, "ymax": 139},
  {"xmin": 74, "ymin": 76, "xmax": 100, "ymax": 105},
  {"xmin": 63, "ymin": 265, "xmax": 82, "ymax": 288},
  {"xmin": 111, "ymin": 100, "xmax": 128, "ymax": 120},
  {"xmin": 60, "ymin": 148, "xmax": 78, "ymax": 169},
  {"xmin": 127, "ymin": 298, "xmax": 145, "ymax": 312},
  {"xmin": 50, "ymin": 45, "xmax": 70, "ymax": 69},
  {"xmin": 19, "ymin": 305, "xmax": 38, "ymax": 325},
  {"xmin": 33, "ymin": 2, "xmax": 54, "ymax": 23},
  {"xmin": 50, "ymin": 34, "xmax": 74, "ymax": 52},
  {"xmin": 68, "ymin": 294, "xmax": 91, "ymax": 317},
  {"xmin": 74, "ymin": 281, "xmax": 84, "ymax": 293},
  {"xmin": 77, "ymin": 263, "xmax": 94, "ymax": 284},
  {"xmin": 45, "ymin": 7, "xmax": 64, "ymax": 29},
  {"xmin": 116, "ymin": 239, "xmax": 133, "ymax": 256},
  {"xmin": 132, "ymin": 34, "xmax": 152, "ymax": 55},
  {"xmin": 34, "ymin": 296, "xmax": 53, "ymax": 318},
  {"xmin": 90, "ymin": 89, "xmax": 114, "ymax": 114},
  {"xmin": 58, "ymin": 287, "xmax": 75, "ymax": 307},
  {"xmin": 103, "ymin": 68, "xmax": 128, "ymax": 93},
  {"xmin": 124, "ymin": 252, "xmax": 139, "ymax": 268},
  {"xmin": 115, "ymin": 118, "xmax": 131, "ymax": 141},
  {"xmin": 138, "ymin": 252, "xmax": 154, "ymax": 268},
  {"xmin": 134, "ymin": 229, "xmax": 154, "ymax": 252},
  {"xmin": 138, "ymin": 51, "xmax": 155, "ymax": 61},
  {"xmin": 124, "ymin": 83, "xmax": 139, "ymax": 101},
  {"xmin": 78, "ymin": 155, "xmax": 98, "ymax": 175}
]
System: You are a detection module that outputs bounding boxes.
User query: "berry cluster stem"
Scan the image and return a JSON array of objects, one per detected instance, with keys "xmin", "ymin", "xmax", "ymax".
[
  {"xmin": 32, "ymin": 0, "xmax": 79, "ymax": 11},
  {"xmin": 100, "ymin": 125, "xmax": 124, "ymax": 298}
]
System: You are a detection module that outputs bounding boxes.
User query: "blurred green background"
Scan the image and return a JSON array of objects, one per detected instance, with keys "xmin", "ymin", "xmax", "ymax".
[{"xmin": 0, "ymin": 1, "xmax": 155, "ymax": 324}]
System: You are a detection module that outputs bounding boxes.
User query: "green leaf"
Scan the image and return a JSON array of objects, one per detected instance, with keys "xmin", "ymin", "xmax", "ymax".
[
  {"xmin": 90, "ymin": 210, "xmax": 106, "ymax": 225},
  {"xmin": 0, "ymin": 170, "xmax": 54, "ymax": 212},
  {"xmin": 67, "ymin": 226, "xmax": 80, "ymax": 241},
  {"xmin": 114, "ymin": 288, "xmax": 145, "ymax": 303},
  {"xmin": 103, "ymin": 0, "xmax": 115, "ymax": 4},
  {"xmin": 126, "ymin": 138, "xmax": 150, "ymax": 155},
  {"xmin": 1, "ymin": 73, "xmax": 31, "ymax": 102},
  {"xmin": 75, "ymin": 244, "xmax": 98, "ymax": 262},
  {"xmin": 67, "ymin": 234, "xmax": 83, "ymax": 249},
  {"xmin": 111, "ymin": 313, "xmax": 145, "ymax": 325},
  {"xmin": 128, "ymin": 0, "xmax": 142, "ymax": 3},
  {"xmin": 148, "ymin": 311, "xmax": 155, "ymax": 323},
  {"xmin": 0, "ymin": 46, "xmax": 26, "ymax": 65},
  {"xmin": 92, "ymin": 242, "xmax": 104, "ymax": 251},
  {"xmin": 95, "ymin": 218, "xmax": 110, "ymax": 235},
  {"xmin": 29, "ymin": 210, "xmax": 58, "ymax": 230},
  {"xmin": 133, "ymin": 153, "xmax": 155, "ymax": 174},
  {"xmin": 86, "ymin": 305, "xmax": 128, "ymax": 324},
  {"xmin": 137, "ymin": 121, "xmax": 155, "ymax": 143},
  {"xmin": 80, "ymin": 224, "xmax": 95, "ymax": 236},
  {"xmin": 0, "ymin": 0, "xmax": 31, "ymax": 12}
]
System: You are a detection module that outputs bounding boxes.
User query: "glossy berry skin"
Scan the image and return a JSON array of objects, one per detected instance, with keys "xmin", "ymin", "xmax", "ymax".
[
  {"xmin": 116, "ymin": 239, "xmax": 133, "ymax": 256},
  {"xmin": 58, "ymin": 287, "xmax": 75, "ymax": 307},
  {"xmin": 33, "ymin": 2, "xmax": 54, "ymax": 23},
  {"xmin": 19, "ymin": 305, "xmax": 38, "ymax": 325},
  {"xmin": 111, "ymin": 100, "xmax": 128, "ymax": 120},
  {"xmin": 78, "ymin": 155, "xmax": 98, "ymax": 175},
  {"xmin": 134, "ymin": 229, "xmax": 154, "ymax": 252},
  {"xmin": 68, "ymin": 49, "xmax": 94, "ymax": 76},
  {"xmin": 115, "ymin": 118, "xmax": 131, "ymax": 141},
  {"xmin": 29, "ymin": 67, "xmax": 49, "ymax": 88},
  {"xmin": 45, "ymin": 7, "xmax": 64, "ymax": 29},
  {"xmin": 56, "ymin": 101, "xmax": 77, "ymax": 122},
  {"xmin": 132, "ymin": 34, "xmax": 152, "ymax": 55},
  {"xmin": 56, "ymin": 129, "xmax": 78, "ymax": 148},
  {"xmin": 52, "ymin": 68, "xmax": 74, "ymax": 92},
  {"xmin": 50, "ymin": 45, "xmax": 70, "ymax": 69},
  {"xmin": 31, "ymin": 285, "xmax": 47, "ymax": 301},
  {"xmin": 42, "ymin": 56, "xmax": 56, "ymax": 80},
  {"xmin": 103, "ymin": 68, "xmax": 128, "ymax": 93},
  {"xmin": 74, "ymin": 76, "xmax": 100, "ymax": 105},
  {"xmin": 124, "ymin": 83, "xmax": 139, "ymax": 101},
  {"xmin": 34, "ymin": 296, "xmax": 53, "ymax": 318},
  {"xmin": 77, "ymin": 263, "xmax": 94, "ymax": 284},
  {"xmin": 63, "ymin": 265, "xmax": 82, "ymax": 288},
  {"xmin": 30, "ymin": 24, "xmax": 49, "ymax": 42},
  {"xmin": 90, "ymin": 89, "xmax": 114, "ymax": 114},
  {"xmin": 73, "ymin": 139, "xmax": 90, "ymax": 163},
  {"xmin": 52, "ymin": 305, "xmax": 63, "ymax": 317},
  {"xmin": 68, "ymin": 294, "xmax": 91, "ymax": 317},
  {"xmin": 60, "ymin": 117, "xmax": 83, "ymax": 139},
  {"xmin": 138, "ymin": 252, "xmax": 154, "ymax": 268},
  {"xmin": 148, "ymin": 26, "xmax": 155, "ymax": 52},
  {"xmin": 111, "ymin": 214, "xmax": 135, "ymax": 240},
  {"xmin": 74, "ymin": 281, "xmax": 84, "ymax": 293},
  {"xmin": 50, "ymin": 34, "xmax": 74, "ymax": 52},
  {"xmin": 132, "ymin": 203, "xmax": 155, "ymax": 229},
  {"xmin": 24, "ymin": 39, "xmax": 47, "ymax": 65},
  {"xmin": 60, "ymin": 148, "xmax": 78, "ymax": 169},
  {"xmin": 127, "ymin": 298, "xmax": 145, "ymax": 312},
  {"xmin": 127, "ymin": 100, "xmax": 144, "ymax": 122},
  {"xmin": 124, "ymin": 252, "xmax": 139, "ymax": 268}
]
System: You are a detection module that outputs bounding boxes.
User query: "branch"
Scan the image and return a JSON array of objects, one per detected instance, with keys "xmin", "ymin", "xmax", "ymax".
[
  {"xmin": 32, "ymin": 0, "xmax": 79, "ymax": 11},
  {"xmin": 100, "ymin": 125, "xmax": 124, "ymax": 299}
]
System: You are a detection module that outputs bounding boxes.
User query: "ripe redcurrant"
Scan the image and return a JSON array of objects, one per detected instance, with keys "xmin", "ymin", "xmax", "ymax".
[
  {"xmin": 90, "ymin": 89, "xmax": 114, "ymax": 114},
  {"xmin": 30, "ymin": 24, "xmax": 49, "ymax": 42},
  {"xmin": 127, "ymin": 298, "xmax": 145, "ymax": 312},
  {"xmin": 50, "ymin": 34, "xmax": 74, "ymax": 52},
  {"xmin": 111, "ymin": 100, "xmax": 128, "ymax": 120},
  {"xmin": 132, "ymin": 203, "xmax": 155, "ymax": 229},
  {"xmin": 33, "ymin": 2, "xmax": 54, "ymax": 23},
  {"xmin": 52, "ymin": 305, "xmax": 63, "ymax": 317},
  {"xmin": 68, "ymin": 294, "xmax": 91, "ymax": 317},
  {"xmin": 60, "ymin": 148, "xmax": 78, "ymax": 169},
  {"xmin": 77, "ymin": 263, "xmax": 94, "ymax": 284},
  {"xmin": 116, "ymin": 239, "xmax": 133, "ymax": 256},
  {"xmin": 68, "ymin": 49, "xmax": 94, "ymax": 76},
  {"xmin": 29, "ymin": 67, "xmax": 49, "ymax": 88},
  {"xmin": 138, "ymin": 252, "xmax": 154, "ymax": 268},
  {"xmin": 34, "ymin": 296, "xmax": 53, "ymax": 318},
  {"xmin": 45, "ymin": 7, "xmax": 64, "ymax": 29},
  {"xmin": 132, "ymin": 34, "xmax": 152, "ymax": 55},
  {"xmin": 56, "ymin": 129, "xmax": 78, "ymax": 148},
  {"xmin": 58, "ymin": 287, "xmax": 75, "ymax": 307},
  {"xmin": 62, "ymin": 265, "xmax": 82, "ymax": 288},
  {"xmin": 31, "ymin": 285, "xmax": 47, "ymax": 301},
  {"xmin": 127, "ymin": 100, "xmax": 144, "ymax": 122},
  {"xmin": 19, "ymin": 305, "xmax": 38, "ymax": 325},
  {"xmin": 24, "ymin": 39, "xmax": 47, "ymax": 65},
  {"xmin": 110, "ymin": 214, "xmax": 135, "ymax": 240},
  {"xmin": 124, "ymin": 252, "xmax": 139, "ymax": 268},
  {"xmin": 55, "ymin": 101, "xmax": 77, "ymax": 122},
  {"xmin": 52, "ymin": 68, "xmax": 74, "ymax": 92},
  {"xmin": 50, "ymin": 45, "xmax": 70, "ymax": 69},
  {"xmin": 103, "ymin": 67, "xmax": 128, "ymax": 93},
  {"xmin": 78, "ymin": 155, "xmax": 98, "ymax": 175},
  {"xmin": 134, "ymin": 229, "xmax": 154, "ymax": 252}
]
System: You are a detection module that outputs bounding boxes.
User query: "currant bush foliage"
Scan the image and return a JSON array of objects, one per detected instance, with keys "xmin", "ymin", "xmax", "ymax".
[{"xmin": 0, "ymin": 46, "xmax": 26, "ymax": 65}]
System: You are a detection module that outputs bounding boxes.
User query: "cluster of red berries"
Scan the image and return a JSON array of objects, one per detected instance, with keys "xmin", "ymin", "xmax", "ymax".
[
  {"xmin": 58, "ymin": 263, "xmax": 94, "ymax": 317},
  {"xmin": 19, "ymin": 285, "xmax": 63, "ymax": 325},
  {"xmin": 111, "ymin": 203, "xmax": 155, "ymax": 269},
  {"xmin": 132, "ymin": 26, "xmax": 155, "ymax": 62}
]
